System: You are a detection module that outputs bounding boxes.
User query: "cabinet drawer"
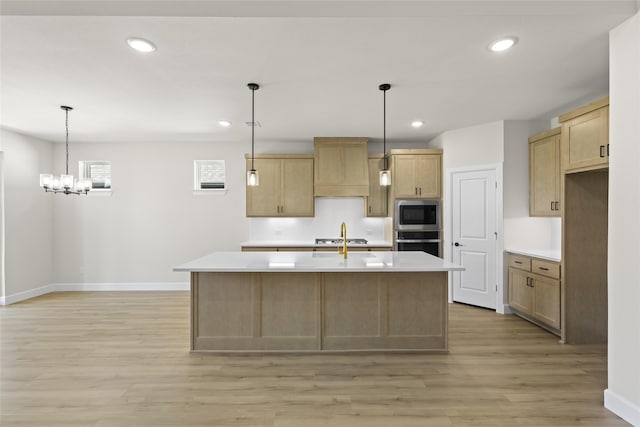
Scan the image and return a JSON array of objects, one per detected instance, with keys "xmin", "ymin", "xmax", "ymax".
[
  {"xmin": 531, "ymin": 259, "xmax": 560, "ymax": 279},
  {"xmin": 508, "ymin": 254, "xmax": 531, "ymax": 271}
]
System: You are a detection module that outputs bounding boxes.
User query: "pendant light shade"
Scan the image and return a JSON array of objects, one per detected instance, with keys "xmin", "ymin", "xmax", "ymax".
[
  {"xmin": 379, "ymin": 83, "xmax": 392, "ymax": 186},
  {"xmin": 39, "ymin": 106, "xmax": 91, "ymax": 195},
  {"xmin": 247, "ymin": 83, "xmax": 260, "ymax": 187}
]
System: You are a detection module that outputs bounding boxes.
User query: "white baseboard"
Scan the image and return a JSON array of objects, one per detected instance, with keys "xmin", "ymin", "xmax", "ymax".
[
  {"xmin": 605, "ymin": 389, "xmax": 640, "ymax": 426},
  {"xmin": 0, "ymin": 283, "xmax": 57, "ymax": 305},
  {"xmin": 499, "ymin": 304, "xmax": 513, "ymax": 314},
  {"xmin": 0, "ymin": 282, "xmax": 189, "ymax": 305}
]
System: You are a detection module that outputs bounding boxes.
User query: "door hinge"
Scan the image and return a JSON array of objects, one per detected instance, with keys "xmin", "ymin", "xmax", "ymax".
[
  {"xmin": 495, "ymin": 181, "xmax": 497, "ymax": 189},
  {"xmin": 494, "ymin": 231, "xmax": 498, "ymax": 240}
]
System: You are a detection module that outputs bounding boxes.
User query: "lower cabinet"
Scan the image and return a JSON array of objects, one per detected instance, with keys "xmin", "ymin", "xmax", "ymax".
[{"xmin": 507, "ymin": 253, "xmax": 561, "ymax": 334}]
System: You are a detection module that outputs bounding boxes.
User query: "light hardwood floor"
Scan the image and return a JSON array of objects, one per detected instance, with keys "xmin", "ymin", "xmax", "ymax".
[{"xmin": 0, "ymin": 292, "xmax": 628, "ymax": 427}]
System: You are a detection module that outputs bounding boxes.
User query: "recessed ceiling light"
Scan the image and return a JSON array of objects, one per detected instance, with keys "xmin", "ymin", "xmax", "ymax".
[
  {"xmin": 218, "ymin": 120, "xmax": 232, "ymax": 127},
  {"xmin": 411, "ymin": 121, "xmax": 424, "ymax": 128},
  {"xmin": 488, "ymin": 37, "xmax": 518, "ymax": 52},
  {"xmin": 126, "ymin": 37, "xmax": 156, "ymax": 53}
]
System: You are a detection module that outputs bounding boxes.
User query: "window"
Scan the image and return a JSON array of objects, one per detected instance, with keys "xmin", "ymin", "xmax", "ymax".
[
  {"xmin": 194, "ymin": 160, "xmax": 225, "ymax": 191},
  {"xmin": 79, "ymin": 161, "xmax": 111, "ymax": 191}
]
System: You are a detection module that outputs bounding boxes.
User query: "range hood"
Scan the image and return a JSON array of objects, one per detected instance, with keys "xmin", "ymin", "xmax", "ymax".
[{"xmin": 313, "ymin": 137, "xmax": 370, "ymax": 197}]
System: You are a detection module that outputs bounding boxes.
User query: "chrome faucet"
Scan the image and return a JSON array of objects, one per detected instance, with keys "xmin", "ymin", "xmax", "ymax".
[{"xmin": 339, "ymin": 222, "xmax": 348, "ymax": 259}]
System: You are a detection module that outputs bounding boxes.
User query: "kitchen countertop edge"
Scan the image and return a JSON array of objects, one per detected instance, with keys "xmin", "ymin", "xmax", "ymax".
[
  {"xmin": 175, "ymin": 251, "xmax": 463, "ymax": 273},
  {"xmin": 241, "ymin": 240, "xmax": 393, "ymax": 248},
  {"xmin": 506, "ymin": 248, "xmax": 561, "ymax": 263}
]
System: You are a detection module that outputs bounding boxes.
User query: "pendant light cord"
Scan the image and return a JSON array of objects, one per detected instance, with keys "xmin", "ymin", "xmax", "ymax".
[
  {"xmin": 251, "ymin": 86, "xmax": 255, "ymax": 171},
  {"xmin": 65, "ymin": 107, "xmax": 70, "ymax": 175},
  {"xmin": 383, "ymin": 87, "xmax": 387, "ymax": 170}
]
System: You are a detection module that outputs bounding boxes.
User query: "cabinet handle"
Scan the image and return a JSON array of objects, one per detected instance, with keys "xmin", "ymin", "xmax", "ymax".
[
  {"xmin": 368, "ymin": 206, "xmax": 372, "ymax": 214},
  {"xmin": 514, "ymin": 260, "xmax": 522, "ymax": 265},
  {"xmin": 419, "ymin": 187, "xmax": 422, "ymax": 196},
  {"xmin": 550, "ymin": 201, "xmax": 555, "ymax": 211},
  {"xmin": 607, "ymin": 144, "xmax": 610, "ymax": 157},
  {"xmin": 530, "ymin": 278, "xmax": 534, "ymax": 288},
  {"xmin": 538, "ymin": 267, "xmax": 549, "ymax": 271},
  {"xmin": 526, "ymin": 277, "xmax": 531, "ymax": 286},
  {"xmin": 554, "ymin": 201, "xmax": 559, "ymax": 211},
  {"xmin": 600, "ymin": 145, "xmax": 605, "ymax": 158}
]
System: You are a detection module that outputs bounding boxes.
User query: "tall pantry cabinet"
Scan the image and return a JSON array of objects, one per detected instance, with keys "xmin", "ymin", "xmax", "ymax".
[{"xmin": 559, "ymin": 97, "xmax": 609, "ymax": 345}]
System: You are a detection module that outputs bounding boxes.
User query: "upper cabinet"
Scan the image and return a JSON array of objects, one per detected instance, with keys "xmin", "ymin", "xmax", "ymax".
[
  {"xmin": 314, "ymin": 137, "xmax": 369, "ymax": 197},
  {"xmin": 246, "ymin": 154, "xmax": 314, "ymax": 217},
  {"xmin": 366, "ymin": 156, "xmax": 388, "ymax": 217},
  {"xmin": 389, "ymin": 149, "xmax": 442, "ymax": 199},
  {"xmin": 529, "ymin": 128, "xmax": 561, "ymax": 216},
  {"xmin": 559, "ymin": 97, "xmax": 609, "ymax": 174}
]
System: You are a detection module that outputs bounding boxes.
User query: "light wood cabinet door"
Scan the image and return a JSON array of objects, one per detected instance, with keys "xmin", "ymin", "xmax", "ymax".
[
  {"xmin": 246, "ymin": 158, "xmax": 281, "ymax": 216},
  {"xmin": 529, "ymin": 130, "xmax": 561, "ymax": 216},
  {"xmin": 508, "ymin": 267, "xmax": 532, "ymax": 314},
  {"xmin": 415, "ymin": 155, "xmax": 441, "ymax": 198},
  {"xmin": 246, "ymin": 157, "xmax": 314, "ymax": 217},
  {"xmin": 530, "ymin": 273, "xmax": 561, "ymax": 330},
  {"xmin": 392, "ymin": 154, "xmax": 441, "ymax": 199},
  {"xmin": 561, "ymin": 103, "xmax": 609, "ymax": 173},
  {"xmin": 281, "ymin": 158, "xmax": 314, "ymax": 216},
  {"xmin": 366, "ymin": 157, "xmax": 388, "ymax": 217},
  {"xmin": 507, "ymin": 252, "xmax": 561, "ymax": 334},
  {"xmin": 314, "ymin": 138, "xmax": 369, "ymax": 197}
]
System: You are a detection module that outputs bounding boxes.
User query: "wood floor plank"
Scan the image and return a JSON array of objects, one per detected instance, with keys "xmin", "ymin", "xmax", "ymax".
[{"xmin": 0, "ymin": 292, "xmax": 629, "ymax": 426}]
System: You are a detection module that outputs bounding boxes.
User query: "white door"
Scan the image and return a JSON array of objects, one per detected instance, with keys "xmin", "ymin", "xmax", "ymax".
[{"xmin": 451, "ymin": 168, "xmax": 497, "ymax": 309}]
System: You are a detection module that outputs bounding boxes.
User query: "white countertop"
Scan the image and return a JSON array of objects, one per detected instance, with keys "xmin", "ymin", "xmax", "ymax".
[
  {"xmin": 506, "ymin": 248, "xmax": 561, "ymax": 263},
  {"xmin": 175, "ymin": 251, "xmax": 464, "ymax": 273},
  {"xmin": 241, "ymin": 240, "xmax": 392, "ymax": 248}
]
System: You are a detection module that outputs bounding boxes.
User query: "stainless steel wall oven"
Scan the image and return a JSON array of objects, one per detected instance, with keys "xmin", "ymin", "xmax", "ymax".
[{"xmin": 394, "ymin": 200, "xmax": 441, "ymax": 257}]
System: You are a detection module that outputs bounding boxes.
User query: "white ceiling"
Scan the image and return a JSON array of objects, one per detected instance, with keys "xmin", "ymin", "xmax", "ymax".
[{"xmin": 1, "ymin": 1, "xmax": 637, "ymax": 146}]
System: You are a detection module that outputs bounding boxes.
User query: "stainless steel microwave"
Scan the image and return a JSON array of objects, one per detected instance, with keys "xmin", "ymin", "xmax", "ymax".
[{"xmin": 395, "ymin": 199, "xmax": 440, "ymax": 230}]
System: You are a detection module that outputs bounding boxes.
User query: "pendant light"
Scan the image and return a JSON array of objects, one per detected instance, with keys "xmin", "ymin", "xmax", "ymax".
[
  {"xmin": 246, "ymin": 83, "xmax": 260, "ymax": 186},
  {"xmin": 39, "ymin": 106, "xmax": 91, "ymax": 195},
  {"xmin": 379, "ymin": 83, "xmax": 392, "ymax": 186}
]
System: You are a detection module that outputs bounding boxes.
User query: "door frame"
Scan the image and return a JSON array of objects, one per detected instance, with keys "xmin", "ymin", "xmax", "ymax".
[{"xmin": 445, "ymin": 163, "xmax": 506, "ymax": 313}]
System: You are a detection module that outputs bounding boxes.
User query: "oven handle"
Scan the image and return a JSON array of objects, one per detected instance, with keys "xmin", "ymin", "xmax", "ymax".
[{"xmin": 396, "ymin": 239, "xmax": 441, "ymax": 243}]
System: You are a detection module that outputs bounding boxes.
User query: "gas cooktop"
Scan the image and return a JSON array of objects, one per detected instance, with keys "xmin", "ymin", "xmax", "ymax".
[{"xmin": 315, "ymin": 238, "xmax": 368, "ymax": 245}]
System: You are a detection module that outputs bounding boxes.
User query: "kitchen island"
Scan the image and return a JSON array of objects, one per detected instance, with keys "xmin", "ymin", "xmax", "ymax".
[{"xmin": 174, "ymin": 251, "xmax": 463, "ymax": 353}]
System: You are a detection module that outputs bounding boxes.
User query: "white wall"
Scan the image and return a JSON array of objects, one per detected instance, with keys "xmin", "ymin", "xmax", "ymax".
[
  {"xmin": 503, "ymin": 120, "xmax": 561, "ymax": 251},
  {"xmin": 429, "ymin": 121, "xmax": 504, "ymax": 170},
  {"xmin": 1, "ymin": 132, "xmax": 426, "ymax": 299},
  {"xmin": 1, "ymin": 129, "xmax": 54, "ymax": 298},
  {"xmin": 606, "ymin": 11, "xmax": 640, "ymax": 426},
  {"xmin": 51, "ymin": 140, "xmax": 251, "ymax": 285}
]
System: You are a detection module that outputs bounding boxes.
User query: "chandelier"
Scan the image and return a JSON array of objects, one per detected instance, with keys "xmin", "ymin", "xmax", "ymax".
[{"xmin": 39, "ymin": 106, "xmax": 92, "ymax": 195}]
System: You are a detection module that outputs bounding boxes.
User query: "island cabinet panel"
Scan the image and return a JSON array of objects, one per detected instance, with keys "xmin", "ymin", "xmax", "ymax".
[
  {"xmin": 191, "ymin": 270, "xmax": 448, "ymax": 353},
  {"xmin": 260, "ymin": 273, "xmax": 319, "ymax": 339},
  {"xmin": 323, "ymin": 273, "xmax": 382, "ymax": 337},
  {"xmin": 193, "ymin": 272, "xmax": 320, "ymax": 351},
  {"xmin": 321, "ymin": 272, "xmax": 447, "ymax": 351},
  {"xmin": 387, "ymin": 275, "xmax": 445, "ymax": 337}
]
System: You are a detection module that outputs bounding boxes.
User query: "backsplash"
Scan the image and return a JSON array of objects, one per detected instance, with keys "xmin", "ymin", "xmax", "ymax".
[{"xmin": 248, "ymin": 198, "xmax": 387, "ymax": 242}]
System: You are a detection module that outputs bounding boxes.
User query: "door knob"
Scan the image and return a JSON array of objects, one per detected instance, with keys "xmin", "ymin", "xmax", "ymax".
[{"xmin": 454, "ymin": 242, "xmax": 463, "ymax": 247}]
